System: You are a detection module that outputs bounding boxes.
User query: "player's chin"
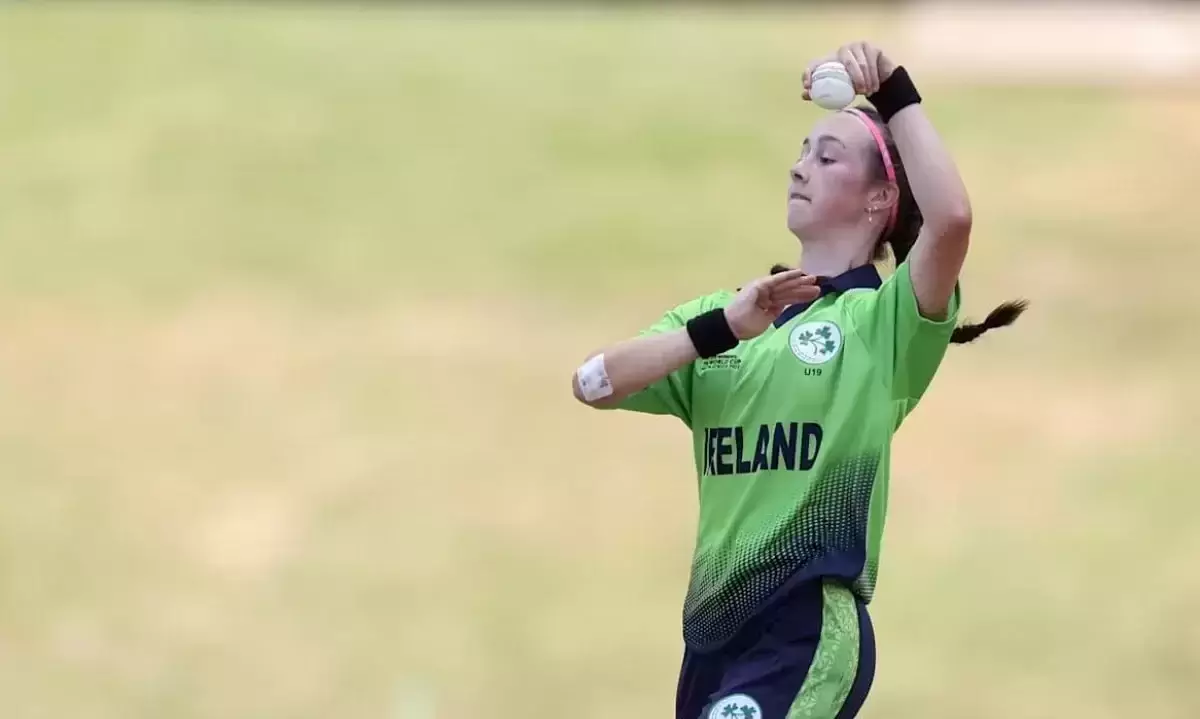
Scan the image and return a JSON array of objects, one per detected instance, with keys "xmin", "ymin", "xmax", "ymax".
[{"xmin": 786, "ymin": 204, "xmax": 814, "ymax": 235}]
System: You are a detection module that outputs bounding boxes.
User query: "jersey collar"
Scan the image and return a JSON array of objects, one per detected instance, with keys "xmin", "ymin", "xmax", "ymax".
[{"xmin": 772, "ymin": 263, "xmax": 883, "ymax": 328}]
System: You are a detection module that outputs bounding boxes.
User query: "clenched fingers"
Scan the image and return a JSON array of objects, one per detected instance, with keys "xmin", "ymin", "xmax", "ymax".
[
  {"xmin": 860, "ymin": 43, "xmax": 881, "ymax": 95},
  {"xmin": 837, "ymin": 46, "xmax": 868, "ymax": 95}
]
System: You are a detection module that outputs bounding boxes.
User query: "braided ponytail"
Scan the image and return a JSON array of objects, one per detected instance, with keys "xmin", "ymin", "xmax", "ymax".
[{"xmin": 947, "ymin": 300, "xmax": 1029, "ymax": 343}]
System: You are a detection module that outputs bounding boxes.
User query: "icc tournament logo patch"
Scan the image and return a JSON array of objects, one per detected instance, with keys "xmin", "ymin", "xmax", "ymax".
[
  {"xmin": 789, "ymin": 320, "xmax": 842, "ymax": 365},
  {"xmin": 708, "ymin": 694, "xmax": 761, "ymax": 719},
  {"xmin": 697, "ymin": 354, "xmax": 742, "ymax": 374}
]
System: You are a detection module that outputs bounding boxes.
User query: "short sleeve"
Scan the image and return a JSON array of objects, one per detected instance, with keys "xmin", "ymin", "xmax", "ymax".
[
  {"xmin": 607, "ymin": 294, "xmax": 721, "ymax": 426},
  {"xmin": 845, "ymin": 261, "xmax": 961, "ymax": 404}
]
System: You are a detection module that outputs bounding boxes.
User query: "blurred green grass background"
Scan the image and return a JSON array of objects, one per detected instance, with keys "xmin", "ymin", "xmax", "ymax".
[{"xmin": 1, "ymin": 3, "xmax": 1197, "ymax": 718}]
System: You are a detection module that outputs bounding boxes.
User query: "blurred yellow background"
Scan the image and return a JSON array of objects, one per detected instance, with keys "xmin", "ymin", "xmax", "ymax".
[{"xmin": 1, "ymin": 2, "xmax": 1198, "ymax": 718}]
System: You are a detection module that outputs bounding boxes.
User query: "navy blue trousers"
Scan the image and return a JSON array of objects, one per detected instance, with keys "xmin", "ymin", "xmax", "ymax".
[{"xmin": 676, "ymin": 581, "xmax": 876, "ymax": 719}]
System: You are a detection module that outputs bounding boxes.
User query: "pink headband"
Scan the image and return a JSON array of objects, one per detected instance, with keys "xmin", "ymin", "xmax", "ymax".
[{"xmin": 842, "ymin": 107, "xmax": 898, "ymax": 235}]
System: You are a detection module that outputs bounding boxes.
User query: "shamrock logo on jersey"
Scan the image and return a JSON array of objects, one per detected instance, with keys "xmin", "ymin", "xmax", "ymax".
[
  {"xmin": 796, "ymin": 325, "xmax": 837, "ymax": 355},
  {"xmin": 708, "ymin": 694, "xmax": 761, "ymax": 719},
  {"xmin": 788, "ymin": 320, "xmax": 843, "ymax": 365}
]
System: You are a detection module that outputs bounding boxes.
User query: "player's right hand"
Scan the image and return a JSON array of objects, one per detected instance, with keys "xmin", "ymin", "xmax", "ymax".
[
  {"xmin": 724, "ymin": 269, "xmax": 820, "ymax": 340},
  {"xmin": 803, "ymin": 41, "xmax": 896, "ymax": 98}
]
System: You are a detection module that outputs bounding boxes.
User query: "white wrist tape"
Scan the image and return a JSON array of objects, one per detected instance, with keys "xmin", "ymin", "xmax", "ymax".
[{"xmin": 576, "ymin": 353, "xmax": 614, "ymax": 402}]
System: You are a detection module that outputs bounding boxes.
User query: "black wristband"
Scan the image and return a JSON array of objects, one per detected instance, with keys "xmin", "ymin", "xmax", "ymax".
[
  {"xmin": 686, "ymin": 309, "xmax": 739, "ymax": 359},
  {"xmin": 867, "ymin": 66, "xmax": 922, "ymax": 123}
]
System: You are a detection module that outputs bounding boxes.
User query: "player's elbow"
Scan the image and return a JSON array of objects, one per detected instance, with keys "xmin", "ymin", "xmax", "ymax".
[
  {"xmin": 572, "ymin": 376, "xmax": 620, "ymax": 409},
  {"xmin": 926, "ymin": 205, "xmax": 972, "ymax": 253},
  {"xmin": 571, "ymin": 372, "xmax": 592, "ymax": 406},
  {"xmin": 572, "ymin": 352, "xmax": 622, "ymax": 409},
  {"xmin": 936, "ymin": 202, "xmax": 973, "ymax": 240}
]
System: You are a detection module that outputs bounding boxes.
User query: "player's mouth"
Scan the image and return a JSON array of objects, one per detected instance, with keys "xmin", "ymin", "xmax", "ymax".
[{"xmin": 789, "ymin": 191, "xmax": 811, "ymax": 202}]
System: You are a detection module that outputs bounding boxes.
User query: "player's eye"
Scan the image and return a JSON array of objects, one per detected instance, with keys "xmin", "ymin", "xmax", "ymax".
[{"xmin": 819, "ymin": 155, "xmax": 836, "ymax": 165}]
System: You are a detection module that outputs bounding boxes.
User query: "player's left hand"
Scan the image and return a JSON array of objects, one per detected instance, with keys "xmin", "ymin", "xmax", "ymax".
[{"xmin": 802, "ymin": 41, "xmax": 897, "ymax": 99}]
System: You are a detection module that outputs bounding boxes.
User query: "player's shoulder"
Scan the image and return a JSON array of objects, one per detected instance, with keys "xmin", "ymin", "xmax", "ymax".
[
  {"xmin": 828, "ymin": 282, "xmax": 885, "ymax": 323},
  {"xmin": 833, "ymin": 285, "xmax": 884, "ymax": 306},
  {"xmin": 833, "ymin": 262, "xmax": 908, "ymax": 313}
]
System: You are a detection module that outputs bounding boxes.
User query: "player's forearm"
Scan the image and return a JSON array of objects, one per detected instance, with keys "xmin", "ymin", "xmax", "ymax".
[
  {"xmin": 887, "ymin": 104, "xmax": 973, "ymax": 239},
  {"xmin": 572, "ymin": 329, "xmax": 699, "ymax": 408}
]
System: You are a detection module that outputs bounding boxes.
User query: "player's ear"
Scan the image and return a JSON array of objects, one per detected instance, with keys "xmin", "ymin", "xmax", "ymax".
[{"xmin": 868, "ymin": 182, "xmax": 899, "ymax": 212}]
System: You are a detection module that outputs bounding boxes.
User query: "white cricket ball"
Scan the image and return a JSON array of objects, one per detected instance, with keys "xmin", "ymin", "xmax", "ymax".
[{"xmin": 810, "ymin": 62, "xmax": 856, "ymax": 111}]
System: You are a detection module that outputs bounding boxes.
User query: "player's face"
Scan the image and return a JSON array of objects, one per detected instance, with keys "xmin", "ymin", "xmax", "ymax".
[{"xmin": 786, "ymin": 113, "xmax": 880, "ymax": 237}]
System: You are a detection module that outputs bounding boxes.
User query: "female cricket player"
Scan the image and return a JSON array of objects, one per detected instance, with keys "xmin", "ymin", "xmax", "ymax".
[{"xmin": 571, "ymin": 41, "xmax": 1025, "ymax": 719}]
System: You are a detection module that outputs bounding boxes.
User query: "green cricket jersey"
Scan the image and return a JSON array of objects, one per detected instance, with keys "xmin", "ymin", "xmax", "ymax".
[{"xmin": 610, "ymin": 260, "xmax": 960, "ymax": 651}]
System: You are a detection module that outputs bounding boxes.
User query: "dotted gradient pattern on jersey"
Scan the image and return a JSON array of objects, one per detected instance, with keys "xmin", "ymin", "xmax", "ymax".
[
  {"xmin": 853, "ymin": 557, "xmax": 879, "ymax": 603},
  {"xmin": 682, "ymin": 455, "xmax": 879, "ymax": 649}
]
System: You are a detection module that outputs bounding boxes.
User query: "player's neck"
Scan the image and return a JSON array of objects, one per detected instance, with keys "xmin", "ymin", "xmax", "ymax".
[{"xmin": 796, "ymin": 232, "xmax": 873, "ymax": 278}]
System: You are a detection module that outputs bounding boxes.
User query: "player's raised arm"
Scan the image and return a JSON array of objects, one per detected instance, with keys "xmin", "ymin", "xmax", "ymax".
[
  {"xmin": 837, "ymin": 44, "xmax": 970, "ymax": 320},
  {"xmin": 878, "ymin": 88, "xmax": 970, "ymax": 319},
  {"xmin": 571, "ymin": 270, "xmax": 819, "ymax": 408}
]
